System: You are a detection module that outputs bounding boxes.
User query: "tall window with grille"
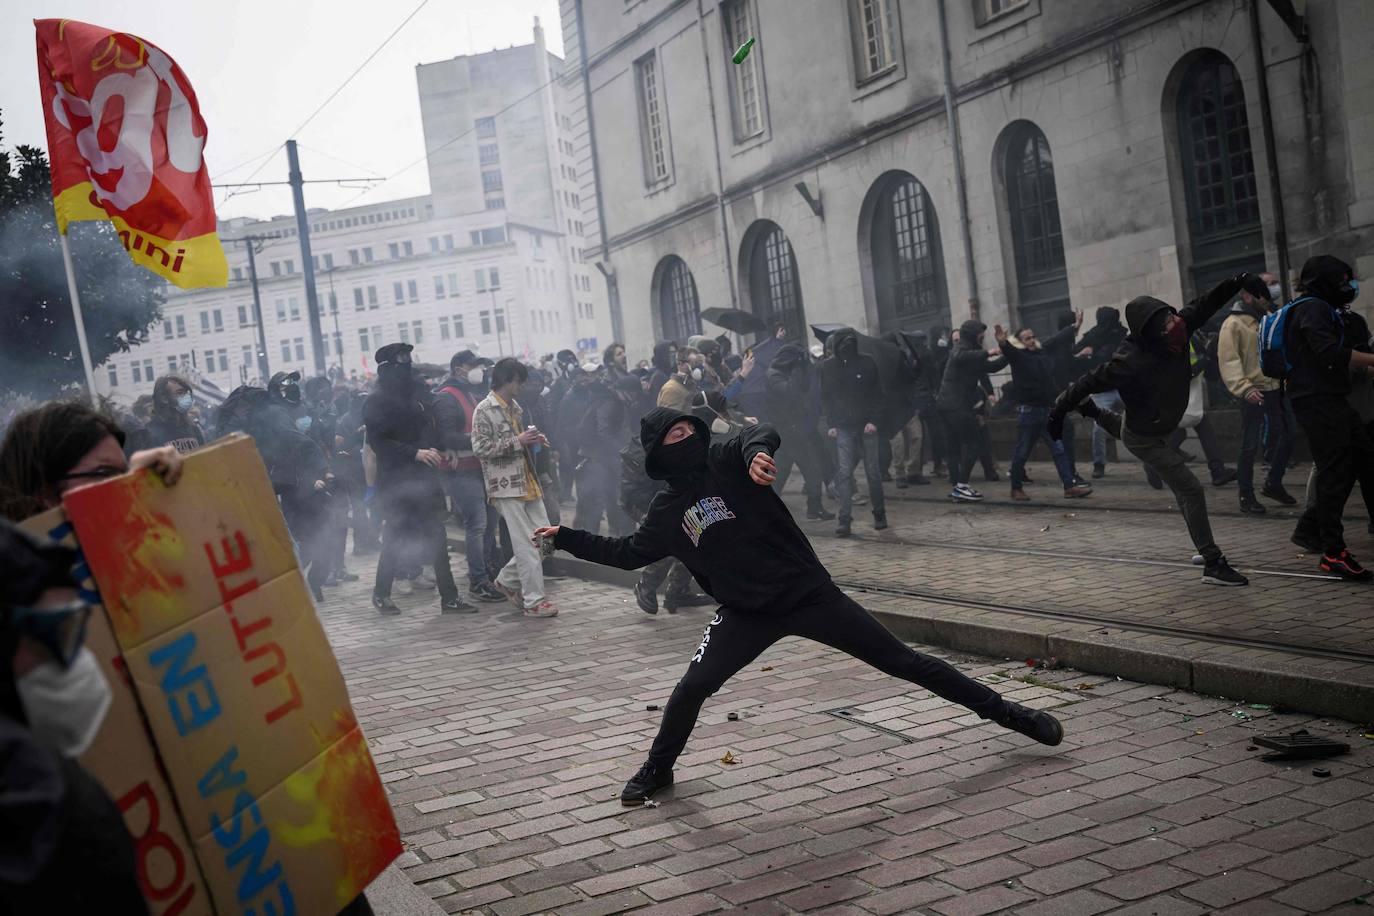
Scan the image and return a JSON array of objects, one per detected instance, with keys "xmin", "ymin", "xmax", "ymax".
[
  {"xmin": 1004, "ymin": 122, "xmax": 1069, "ymax": 335},
  {"xmin": 871, "ymin": 174, "xmax": 947, "ymax": 332},
  {"xmin": 1176, "ymin": 51, "xmax": 1264, "ymax": 295},
  {"xmin": 850, "ymin": 0, "xmax": 899, "ymax": 83},
  {"xmin": 635, "ymin": 52, "xmax": 671, "ymax": 185},
  {"xmin": 722, "ymin": 0, "xmax": 765, "ymax": 141},
  {"xmin": 746, "ymin": 222, "xmax": 807, "ymax": 342},
  {"xmin": 656, "ymin": 256, "xmax": 702, "ymax": 343}
]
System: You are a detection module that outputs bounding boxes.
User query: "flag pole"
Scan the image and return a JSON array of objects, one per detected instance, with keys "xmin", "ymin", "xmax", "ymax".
[{"xmin": 59, "ymin": 231, "xmax": 100, "ymax": 399}]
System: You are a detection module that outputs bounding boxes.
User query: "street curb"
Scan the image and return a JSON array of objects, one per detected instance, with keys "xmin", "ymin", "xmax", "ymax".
[{"xmin": 450, "ymin": 536, "xmax": 1374, "ymax": 723}]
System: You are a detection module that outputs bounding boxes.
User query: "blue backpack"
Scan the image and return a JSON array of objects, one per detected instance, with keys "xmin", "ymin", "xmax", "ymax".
[{"xmin": 1259, "ymin": 296, "xmax": 1339, "ymax": 380}]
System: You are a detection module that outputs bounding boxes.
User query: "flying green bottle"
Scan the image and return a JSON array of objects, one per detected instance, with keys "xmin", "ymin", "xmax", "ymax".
[{"xmin": 732, "ymin": 37, "xmax": 755, "ymax": 65}]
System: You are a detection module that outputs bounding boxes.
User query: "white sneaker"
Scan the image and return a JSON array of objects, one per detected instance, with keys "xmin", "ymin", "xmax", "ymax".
[
  {"xmin": 394, "ymin": 578, "xmax": 415, "ymax": 596},
  {"xmin": 951, "ymin": 484, "xmax": 983, "ymax": 502},
  {"xmin": 413, "ymin": 569, "xmax": 438, "ymax": 589}
]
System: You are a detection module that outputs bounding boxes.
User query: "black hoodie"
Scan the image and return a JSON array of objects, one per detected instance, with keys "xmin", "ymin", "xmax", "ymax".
[
  {"xmin": 936, "ymin": 320, "xmax": 1008, "ymax": 411},
  {"xmin": 1056, "ymin": 276, "xmax": 1245, "ymax": 436},
  {"xmin": 554, "ymin": 408, "xmax": 829, "ymax": 614},
  {"xmin": 765, "ymin": 344, "xmax": 811, "ymax": 429},
  {"xmin": 1076, "ymin": 307, "xmax": 1128, "ymax": 370},
  {"xmin": 820, "ymin": 328, "xmax": 882, "ymax": 430},
  {"xmin": 648, "ymin": 341, "xmax": 678, "ymax": 401},
  {"xmin": 1286, "ymin": 255, "xmax": 1359, "ymax": 402}
]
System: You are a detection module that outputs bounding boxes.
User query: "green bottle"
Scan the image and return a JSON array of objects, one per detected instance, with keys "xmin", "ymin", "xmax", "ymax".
[{"xmin": 732, "ymin": 37, "xmax": 755, "ymax": 65}]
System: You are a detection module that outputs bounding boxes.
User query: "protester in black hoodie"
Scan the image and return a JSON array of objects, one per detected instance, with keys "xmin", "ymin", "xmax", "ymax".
[
  {"xmin": 647, "ymin": 341, "xmax": 679, "ymax": 403},
  {"xmin": 535, "ymin": 408, "xmax": 1064, "ymax": 805},
  {"xmin": 1282, "ymin": 255, "xmax": 1374, "ymax": 580},
  {"xmin": 821, "ymin": 328, "xmax": 886, "ymax": 536},
  {"xmin": 766, "ymin": 344, "xmax": 833, "ymax": 520},
  {"xmin": 995, "ymin": 323, "xmax": 1092, "ymax": 501},
  {"xmin": 937, "ymin": 320, "xmax": 1008, "ymax": 502},
  {"xmin": 1076, "ymin": 307, "xmax": 1128, "ymax": 477},
  {"xmin": 1049, "ymin": 274, "xmax": 1267, "ymax": 586}
]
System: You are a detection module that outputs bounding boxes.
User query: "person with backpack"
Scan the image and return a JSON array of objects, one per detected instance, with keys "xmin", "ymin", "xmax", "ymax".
[
  {"xmin": 1218, "ymin": 272, "xmax": 1295, "ymax": 515},
  {"xmin": 1271, "ymin": 256, "xmax": 1374, "ymax": 580},
  {"xmin": 433, "ymin": 351, "xmax": 506, "ymax": 604},
  {"xmin": 1048, "ymin": 273, "xmax": 1270, "ymax": 586}
]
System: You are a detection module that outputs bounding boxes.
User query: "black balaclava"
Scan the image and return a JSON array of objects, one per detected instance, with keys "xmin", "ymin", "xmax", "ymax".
[
  {"xmin": 1299, "ymin": 255, "xmax": 1357, "ymax": 307},
  {"xmin": 378, "ymin": 362, "xmax": 412, "ymax": 393},
  {"xmin": 656, "ymin": 433, "xmax": 707, "ymax": 477}
]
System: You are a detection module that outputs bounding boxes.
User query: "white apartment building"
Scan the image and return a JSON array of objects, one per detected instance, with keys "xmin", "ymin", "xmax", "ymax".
[{"xmin": 96, "ymin": 20, "xmax": 614, "ymax": 404}]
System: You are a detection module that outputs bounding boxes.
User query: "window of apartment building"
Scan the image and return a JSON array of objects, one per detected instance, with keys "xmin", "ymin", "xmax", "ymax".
[
  {"xmin": 429, "ymin": 237, "xmax": 439, "ymax": 253},
  {"xmin": 479, "ymin": 143, "xmax": 500, "ymax": 166},
  {"xmin": 481, "ymin": 170, "xmax": 503, "ymax": 193},
  {"xmin": 241, "ymin": 345, "xmax": 253, "ymax": 369},
  {"xmin": 480, "ymin": 310, "xmax": 492, "ymax": 335},
  {"xmin": 280, "ymin": 340, "xmax": 292, "ymax": 362},
  {"xmin": 1002, "ymin": 121, "xmax": 1068, "ymax": 334},
  {"xmin": 485, "ymin": 197, "xmax": 505, "ymax": 210},
  {"xmin": 475, "ymin": 117, "xmax": 496, "ymax": 138},
  {"xmin": 745, "ymin": 220, "xmax": 808, "ymax": 342},
  {"xmin": 107, "ymin": 365, "xmax": 118, "ymax": 387},
  {"xmin": 367, "ymin": 285, "xmax": 379, "ymax": 308},
  {"xmin": 495, "ymin": 309, "xmax": 506, "ymax": 334},
  {"xmin": 354, "ymin": 288, "xmax": 365, "ymax": 311},
  {"xmin": 175, "ymin": 315, "xmax": 186, "ymax": 337},
  {"xmin": 411, "ymin": 320, "xmax": 424, "ymax": 344},
  {"xmin": 237, "ymin": 305, "xmax": 250, "ymax": 327},
  {"xmin": 439, "ymin": 316, "xmax": 451, "ymax": 340},
  {"xmin": 447, "ymin": 273, "xmax": 459, "ymax": 297},
  {"xmin": 489, "ymin": 268, "xmax": 501, "ymax": 290},
  {"xmin": 443, "ymin": 234, "xmax": 455, "ymax": 251},
  {"xmin": 163, "ymin": 320, "xmax": 173, "ymax": 340},
  {"xmin": 869, "ymin": 173, "xmax": 948, "ymax": 332},
  {"xmin": 475, "ymin": 270, "xmax": 487, "ymax": 292},
  {"xmin": 435, "ymin": 276, "xmax": 446, "ymax": 299},
  {"xmin": 976, "ymin": 0, "xmax": 1029, "ymax": 25},
  {"xmin": 407, "ymin": 280, "xmax": 419, "ymax": 303},
  {"xmin": 199, "ymin": 311, "xmax": 210, "ymax": 333},
  {"xmin": 209, "ymin": 308, "xmax": 222, "ymax": 332},
  {"xmin": 328, "ymin": 291, "xmax": 338, "ymax": 314},
  {"xmin": 372, "ymin": 325, "xmax": 384, "ymax": 348},
  {"xmin": 403, "ymin": 240, "xmax": 413, "ymax": 256},
  {"xmin": 722, "ymin": 0, "xmax": 766, "ymax": 140},
  {"xmin": 389, "ymin": 242, "xmax": 400, "ymax": 259},
  {"xmin": 359, "ymin": 327, "xmax": 371, "ymax": 354},
  {"xmin": 332, "ymin": 332, "xmax": 343, "ymax": 356},
  {"xmin": 232, "ymin": 267, "xmax": 243, "ymax": 281},
  {"xmin": 850, "ymin": 0, "xmax": 900, "ymax": 82},
  {"xmin": 393, "ymin": 281, "xmax": 405, "ymax": 305},
  {"xmin": 132, "ymin": 361, "xmax": 144, "ymax": 384},
  {"xmin": 288, "ymin": 298, "xmax": 300, "ymax": 321},
  {"xmin": 312, "ymin": 255, "xmax": 319, "ymax": 272},
  {"xmin": 362, "ymin": 247, "xmax": 374, "ymax": 262},
  {"xmin": 276, "ymin": 300, "xmax": 287, "ymax": 322},
  {"xmin": 167, "ymin": 356, "xmax": 178, "ymax": 373},
  {"xmin": 216, "ymin": 348, "xmax": 228, "ymax": 372},
  {"xmin": 270, "ymin": 261, "xmax": 282, "ymax": 277},
  {"xmin": 398, "ymin": 322, "xmax": 410, "ymax": 344},
  {"xmin": 349, "ymin": 249, "xmax": 360, "ymax": 265},
  {"xmin": 656, "ymin": 255, "xmax": 704, "ymax": 342},
  {"xmin": 294, "ymin": 338, "xmax": 305, "ymax": 361},
  {"xmin": 284, "ymin": 259, "xmax": 295, "ymax": 274},
  {"xmin": 202, "ymin": 352, "xmax": 215, "ymax": 374},
  {"xmin": 635, "ymin": 52, "xmax": 671, "ymax": 184}
]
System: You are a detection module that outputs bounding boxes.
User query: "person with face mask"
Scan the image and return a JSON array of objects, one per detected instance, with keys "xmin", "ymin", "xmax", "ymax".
[
  {"xmin": 432, "ymin": 351, "xmax": 506, "ymax": 604},
  {"xmin": 766, "ymin": 344, "xmax": 833, "ymax": 520},
  {"xmin": 647, "ymin": 341, "xmax": 679, "ymax": 403},
  {"xmin": 1074, "ymin": 308, "xmax": 1129, "ymax": 478},
  {"xmin": 364, "ymin": 344, "xmax": 474, "ymax": 616},
  {"xmin": 146, "ymin": 375, "xmax": 204, "ymax": 455},
  {"xmin": 1049, "ymin": 273, "xmax": 1269, "ymax": 586},
  {"xmin": 0, "ymin": 521, "xmax": 149, "ymax": 915},
  {"xmin": 821, "ymin": 328, "xmax": 887, "ymax": 535},
  {"xmin": 1282, "ymin": 256, "xmax": 1374, "ymax": 580},
  {"xmin": 1217, "ymin": 272, "xmax": 1293, "ymax": 515},
  {"xmin": 656, "ymin": 347, "xmax": 704, "ymax": 413},
  {"xmin": 532, "ymin": 409, "xmax": 1064, "ymax": 806},
  {"xmin": 936, "ymin": 320, "xmax": 1009, "ymax": 503},
  {"xmin": 994, "ymin": 323, "xmax": 1094, "ymax": 501}
]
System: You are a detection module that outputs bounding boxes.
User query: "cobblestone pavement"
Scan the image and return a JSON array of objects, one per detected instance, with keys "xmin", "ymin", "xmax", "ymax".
[{"xmin": 316, "ymin": 538, "xmax": 1374, "ymax": 915}]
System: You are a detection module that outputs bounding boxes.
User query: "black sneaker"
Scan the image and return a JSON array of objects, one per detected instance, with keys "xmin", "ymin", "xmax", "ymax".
[
  {"xmin": 664, "ymin": 591, "xmax": 713, "ymax": 612},
  {"xmin": 996, "ymin": 702, "xmax": 1063, "ymax": 746},
  {"xmin": 1261, "ymin": 483, "xmax": 1297, "ymax": 506},
  {"xmin": 620, "ymin": 762, "xmax": 673, "ymax": 806},
  {"xmin": 905, "ymin": 475, "xmax": 931, "ymax": 486},
  {"xmin": 1212, "ymin": 468, "xmax": 1238, "ymax": 487},
  {"xmin": 634, "ymin": 580, "xmax": 659, "ymax": 615},
  {"xmin": 1072, "ymin": 475, "xmax": 1092, "ymax": 489},
  {"xmin": 339, "ymin": 570, "xmax": 360, "ymax": 583},
  {"xmin": 895, "ymin": 479, "xmax": 909, "ymax": 490},
  {"xmin": 873, "ymin": 515, "xmax": 888, "ymax": 531},
  {"xmin": 1291, "ymin": 531, "xmax": 1324, "ymax": 553},
  {"xmin": 440, "ymin": 596, "xmax": 478, "ymax": 614},
  {"xmin": 1320, "ymin": 550, "xmax": 1374, "ymax": 582},
  {"xmin": 1092, "ymin": 463, "xmax": 1105, "ymax": 479},
  {"xmin": 1201, "ymin": 559, "xmax": 1248, "ymax": 586},
  {"xmin": 469, "ymin": 582, "xmax": 506, "ymax": 603},
  {"xmin": 372, "ymin": 594, "xmax": 401, "ymax": 616},
  {"xmin": 1239, "ymin": 493, "xmax": 1266, "ymax": 515},
  {"xmin": 836, "ymin": 520, "xmax": 852, "ymax": 538},
  {"xmin": 806, "ymin": 507, "xmax": 836, "ymax": 521}
]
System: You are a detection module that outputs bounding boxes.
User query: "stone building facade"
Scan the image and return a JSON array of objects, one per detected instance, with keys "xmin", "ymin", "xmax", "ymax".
[{"xmin": 559, "ymin": 0, "xmax": 1374, "ymax": 357}]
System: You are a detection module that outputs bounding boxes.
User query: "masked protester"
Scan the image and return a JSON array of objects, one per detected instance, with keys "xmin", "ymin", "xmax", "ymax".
[
  {"xmin": 647, "ymin": 341, "xmax": 679, "ymax": 402},
  {"xmin": 657, "ymin": 348, "xmax": 703, "ymax": 413},
  {"xmin": 936, "ymin": 320, "xmax": 1009, "ymax": 503},
  {"xmin": 0, "ymin": 522, "xmax": 149, "ymax": 915},
  {"xmin": 1283, "ymin": 256, "xmax": 1374, "ymax": 580},
  {"xmin": 766, "ymin": 344, "xmax": 833, "ymax": 520},
  {"xmin": 819, "ymin": 329, "xmax": 885, "ymax": 535},
  {"xmin": 471, "ymin": 358, "xmax": 558, "ymax": 617},
  {"xmin": 1049, "ymin": 273, "xmax": 1269, "ymax": 586},
  {"xmin": 364, "ymin": 344, "xmax": 474, "ymax": 615},
  {"xmin": 147, "ymin": 375, "xmax": 204, "ymax": 455},
  {"xmin": 533, "ymin": 409, "xmax": 1063, "ymax": 806},
  {"xmin": 573, "ymin": 371, "xmax": 636, "ymax": 537},
  {"xmin": 1075, "ymin": 307, "xmax": 1129, "ymax": 477}
]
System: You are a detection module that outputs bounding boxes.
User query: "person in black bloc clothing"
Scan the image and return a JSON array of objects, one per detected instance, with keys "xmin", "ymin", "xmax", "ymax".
[{"xmin": 533, "ymin": 408, "xmax": 1064, "ymax": 806}]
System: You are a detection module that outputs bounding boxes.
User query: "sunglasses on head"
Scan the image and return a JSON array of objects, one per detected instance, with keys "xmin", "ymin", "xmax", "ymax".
[{"xmin": 7, "ymin": 601, "xmax": 93, "ymax": 669}]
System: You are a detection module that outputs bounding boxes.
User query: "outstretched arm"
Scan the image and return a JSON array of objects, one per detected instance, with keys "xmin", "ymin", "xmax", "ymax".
[{"xmin": 540, "ymin": 523, "xmax": 669, "ymax": 570}]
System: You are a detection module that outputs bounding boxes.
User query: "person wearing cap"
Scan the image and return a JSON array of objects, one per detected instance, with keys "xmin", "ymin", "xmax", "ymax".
[
  {"xmin": 1, "ymin": 521, "xmax": 149, "ymax": 914},
  {"xmin": 433, "ymin": 351, "xmax": 506, "ymax": 604},
  {"xmin": 363, "ymin": 343, "xmax": 474, "ymax": 616},
  {"xmin": 471, "ymin": 358, "xmax": 559, "ymax": 617}
]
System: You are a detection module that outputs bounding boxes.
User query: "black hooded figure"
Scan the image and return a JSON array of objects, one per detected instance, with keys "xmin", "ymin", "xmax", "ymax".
[
  {"xmin": 538, "ymin": 408, "xmax": 1064, "ymax": 806},
  {"xmin": 1074, "ymin": 307, "xmax": 1129, "ymax": 476},
  {"xmin": 647, "ymin": 341, "xmax": 679, "ymax": 402},
  {"xmin": 1284, "ymin": 255, "xmax": 1374, "ymax": 579},
  {"xmin": 935, "ymin": 319, "xmax": 1008, "ymax": 500},
  {"xmin": 765, "ymin": 344, "xmax": 833, "ymax": 519},
  {"xmin": 820, "ymin": 328, "xmax": 886, "ymax": 535},
  {"xmin": 1049, "ymin": 273, "xmax": 1269, "ymax": 586}
]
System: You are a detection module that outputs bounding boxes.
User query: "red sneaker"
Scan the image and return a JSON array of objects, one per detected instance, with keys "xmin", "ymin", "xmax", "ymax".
[{"xmin": 1320, "ymin": 550, "xmax": 1374, "ymax": 581}]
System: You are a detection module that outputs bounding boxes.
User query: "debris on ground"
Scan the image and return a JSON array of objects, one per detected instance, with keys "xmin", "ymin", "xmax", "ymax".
[
  {"xmin": 720, "ymin": 750, "xmax": 738, "ymax": 765},
  {"xmin": 1313, "ymin": 768, "xmax": 1331, "ymax": 778},
  {"xmin": 761, "ymin": 665, "xmax": 774, "ymax": 672},
  {"xmin": 642, "ymin": 799, "xmax": 660, "ymax": 807},
  {"xmin": 1076, "ymin": 683, "xmax": 1095, "ymax": 690},
  {"xmin": 646, "ymin": 704, "xmax": 659, "ymax": 711},
  {"xmin": 1039, "ymin": 526, "xmax": 1050, "ymax": 532},
  {"xmin": 727, "ymin": 712, "xmax": 739, "ymax": 721},
  {"xmin": 1254, "ymin": 731, "xmax": 1351, "ymax": 761},
  {"xmin": 1248, "ymin": 703, "xmax": 1272, "ymax": 710}
]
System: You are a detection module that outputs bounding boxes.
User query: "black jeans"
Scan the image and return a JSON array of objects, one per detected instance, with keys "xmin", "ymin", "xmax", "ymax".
[
  {"xmin": 645, "ymin": 584, "xmax": 1007, "ymax": 769},
  {"xmin": 772, "ymin": 423, "xmax": 825, "ymax": 512},
  {"xmin": 375, "ymin": 506, "xmax": 458, "ymax": 602},
  {"xmin": 1237, "ymin": 392, "xmax": 1295, "ymax": 495},
  {"xmin": 1292, "ymin": 396, "xmax": 1374, "ymax": 554},
  {"xmin": 939, "ymin": 409, "xmax": 980, "ymax": 485}
]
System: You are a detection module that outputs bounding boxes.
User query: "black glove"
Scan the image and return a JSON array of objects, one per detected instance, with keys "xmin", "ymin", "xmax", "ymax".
[
  {"xmin": 1238, "ymin": 272, "xmax": 1271, "ymax": 302},
  {"xmin": 1047, "ymin": 409, "xmax": 1066, "ymax": 442},
  {"xmin": 1076, "ymin": 398, "xmax": 1101, "ymax": 420}
]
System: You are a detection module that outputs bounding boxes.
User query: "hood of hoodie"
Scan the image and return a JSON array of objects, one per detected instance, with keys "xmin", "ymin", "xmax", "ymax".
[
  {"xmin": 640, "ymin": 406, "xmax": 711, "ymax": 481},
  {"xmin": 651, "ymin": 341, "xmax": 677, "ymax": 374},
  {"xmin": 830, "ymin": 327, "xmax": 861, "ymax": 362},
  {"xmin": 1095, "ymin": 306, "xmax": 1123, "ymax": 329},
  {"xmin": 1124, "ymin": 296, "xmax": 1174, "ymax": 343},
  {"xmin": 1299, "ymin": 254, "xmax": 1354, "ymax": 306},
  {"xmin": 957, "ymin": 319, "xmax": 987, "ymax": 349},
  {"xmin": 770, "ymin": 343, "xmax": 806, "ymax": 372}
]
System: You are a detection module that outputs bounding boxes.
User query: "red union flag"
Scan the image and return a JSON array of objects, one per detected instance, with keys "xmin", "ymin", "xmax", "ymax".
[{"xmin": 35, "ymin": 19, "xmax": 227, "ymax": 288}]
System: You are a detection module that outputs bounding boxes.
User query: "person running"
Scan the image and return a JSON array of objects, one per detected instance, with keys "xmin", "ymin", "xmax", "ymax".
[
  {"xmin": 1048, "ymin": 273, "xmax": 1269, "ymax": 586},
  {"xmin": 533, "ymin": 408, "xmax": 1064, "ymax": 806}
]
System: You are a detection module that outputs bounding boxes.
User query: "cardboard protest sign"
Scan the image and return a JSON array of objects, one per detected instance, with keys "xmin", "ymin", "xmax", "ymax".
[
  {"xmin": 58, "ymin": 434, "xmax": 401, "ymax": 914},
  {"xmin": 19, "ymin": 507, "xmax": 212, "ymax": 916}
]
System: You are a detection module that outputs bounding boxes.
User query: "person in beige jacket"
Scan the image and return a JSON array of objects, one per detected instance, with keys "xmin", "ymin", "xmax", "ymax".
[{"xmin": 1217, "ymin": 271, "xmax": 1296, "ymax": 514}]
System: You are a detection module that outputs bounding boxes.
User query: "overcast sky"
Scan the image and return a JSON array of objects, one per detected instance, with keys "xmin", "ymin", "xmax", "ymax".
[{"xmin": 3, "ymin": 0, "xmax": 564, "ymax": 220}]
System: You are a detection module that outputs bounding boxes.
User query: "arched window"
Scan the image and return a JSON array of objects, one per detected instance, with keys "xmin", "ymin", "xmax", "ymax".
[
  {"xmin": 654, "ymin": 255, "xmax": 701, "ymax": 343},
  {"xmin": 866, "ymin": 172, "xmax": 948, "ymax": 332},
  {"xmin": 1004, "ymin": 122, "xmax": 1068, "ymax": 333},
  {"xmin": 742, "ymin": 221, "xmax": 807, "ymax": 342},
  {"xmin": 1176, "ymin": 51, "xmax": 1263, "ymax": 293}
]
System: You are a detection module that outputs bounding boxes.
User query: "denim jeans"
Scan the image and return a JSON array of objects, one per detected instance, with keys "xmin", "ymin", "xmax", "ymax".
[
  {"xmin": 445, "ymin": 471, "xmax": 490, "ymax": 587},
  {"xmin": 1010, "ymin": 406, "xmax": 1076, "ymax": 489},
  {"xmin": 835, "ymin": 428, "xmax": 884, "ymax": 522},
  {"xmin": 1238, "ymin": 391, "xmax": 1294, "ymax": 495},
  {"xmin": 1090, "ymin": 391, "xmax": 1124, "ymax": 466}
]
